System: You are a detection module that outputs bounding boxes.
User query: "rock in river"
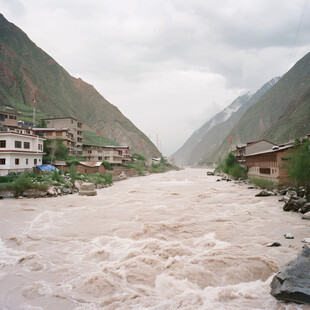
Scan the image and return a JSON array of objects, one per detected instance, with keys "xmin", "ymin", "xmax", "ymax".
[{"xmin": 270, "ymin": 245, "xmax": 310, "ymax": 304}]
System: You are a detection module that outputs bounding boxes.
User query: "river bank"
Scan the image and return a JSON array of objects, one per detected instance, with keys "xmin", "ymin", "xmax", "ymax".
[{"xmin": 0, "ymin": 168, "xmax": 309, "ymax": 309}]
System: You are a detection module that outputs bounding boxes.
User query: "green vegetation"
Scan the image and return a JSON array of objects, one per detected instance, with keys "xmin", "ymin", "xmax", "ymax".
[
  {"xmin": 69, "ymin": 164, "xmax": 77, "ymax": 183},
  {"xmin": 43, "ymin": 138, "xmax": 68, "ymax": 163},
  {"xmin": 80, "ymin": 173, "xmax": 113, "ymax": 185},
  {"xmin": 287, "ymin": 141, "xmax": 310, "ymax": 196},
  {"xmin": 132, "ymin": 153, "xmax": 146, "ymax": 161},
  {"xmin": 249, "ymin": 177, "xmax": 276, "ymax": 190},
  {"xmin": 83, "ymin": 130, "xmax": 119, "ymax": 146},
  {"xmin": 0, "ymin": 173, "xmax": 48, "ymax": 196},
  {"xmin": 123, "ymin": 161, "xmax": 145, "ymax": 176},
  {"xmin": 102, "ymin": 161, "xmax": 112, "ymax": 170},
  {"xmin": 215, "ymin": 152, "xmax": 247, "ymax": 179}
]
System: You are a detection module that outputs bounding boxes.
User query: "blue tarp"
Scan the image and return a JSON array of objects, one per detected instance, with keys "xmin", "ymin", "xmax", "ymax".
[{"xmin": 36, "ymin": 164, "xmax": 58, "ymax": 172}]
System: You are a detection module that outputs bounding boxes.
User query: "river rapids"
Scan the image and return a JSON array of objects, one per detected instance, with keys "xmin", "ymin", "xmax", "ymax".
[{"xmin": 0, "ymin": 168, "xmax": 309, "ymax": 310}]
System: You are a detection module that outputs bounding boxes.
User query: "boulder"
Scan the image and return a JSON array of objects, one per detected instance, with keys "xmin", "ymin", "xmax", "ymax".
[
  {"xmin": 74, "ymin": 180, "xmax": 82, "ymax": 190},
  {"xmin": 283, "ymin": 198, "xmax": 302, "ymax": 212},
  {"xmin": 47, "ymin": 186, "xmax": 57, "ymax": 196},
  {"xmin": 302, "ymin": 211, "xmax": 310, "ymax": 220},
  {"xmin": 62, "ymin": 187, "xmax": 72, "ymax": 194},
  {"xmin": 119, "ymin": 172, "xmax": 127, "ymax": 179},
  {"xmin": 270, "ymin": 245, "xmax": 310, "ymax": 304},
  {"xmin": 0, "ymin": 191, "xmax": 16, "ymax": 198},
  {"xmin": 255, "ymin": 190, "xmax": 274, "ymax": 197},
  {"xmin": 301, "ymin": 202, "xmax": 310, "ymax": 214},
  {"xmin": 286, "ymin": 190, "xmax": 298, "ymax": 198},
  {"xmin": 207, "ymin": 171, "xmax": 214, "ymax": 176},
  {"xmin": 22, "ymin": 189, "xmax": 47, "ymax": 198},
  {"xmin": 284, "ymin": 233, "xmax": 294, "ymax": 239},
  {"xmin": 78, "ymin": 182, "xmax": 97, "ymax": 196}
]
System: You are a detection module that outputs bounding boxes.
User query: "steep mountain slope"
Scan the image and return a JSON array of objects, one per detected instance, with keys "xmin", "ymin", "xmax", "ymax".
[
  {"xmin": 173, "ymin": 77, "xmax": 280, "ymax": 165},
  {"xmin": 205, "ymin": 52, "xmax": 310, "ymax": 163},
  {"xmin": 0, "ymin": 14, "xmax": 158, "ymax": 158},
  {"xmin": 172, "ymin": 93, "xmax": 252, "ymax": 165}
]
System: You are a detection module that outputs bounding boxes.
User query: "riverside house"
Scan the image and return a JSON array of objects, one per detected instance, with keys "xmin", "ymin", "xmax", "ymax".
[
  {"xmin": 0, "ymin": 130, "xmax": 45, "ymax": 175},
  {"xmin": 39, "ymin": 117, "xmax": 84, "ymax": 155},
  {"xmin": 236, "ymin": 139, "xmax": 277, "ymax": 166},
  {"xmin": 245, "ymin": 145, "xmax": 294, "ymax": 183},
  {"xmin": 82, "ymin": 144, "xmax": 127, "ymax": 166}
]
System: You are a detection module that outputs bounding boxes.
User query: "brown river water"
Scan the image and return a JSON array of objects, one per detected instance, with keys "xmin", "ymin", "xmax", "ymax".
[{"xmin": 0, "ymin": 168, "xmax": 309, "ymax": 310}]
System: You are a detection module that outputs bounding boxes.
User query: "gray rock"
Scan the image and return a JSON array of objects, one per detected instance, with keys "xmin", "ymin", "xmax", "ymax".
[
  {"xmin": 284, "ymin": 233, "xmax": 294, "ymax": 239},
  {"xmin": 287, "ymin": 190, "xmax": 297, "ymax": 198},
  {"xmin": 0, "ymin": 191, "xmax": 16, "ymax": 198},
  {"xmin": 62, "ymin": 187, "xmax": 72, "ymax": 194},
  {"xmin": 22, "ymin": 189, "xmax": 47, "ymax": 198},
  {"xmin": 301, "ymin": 203, "xmax": 310, "ymax": 214},
  {"xmin": 283, "ymin": 199, "xmax": 301, "ymax": 212},
  {"xmin": 270, "ymin": 245, "xmax": 310, "ymax": 304},
  {"xmin": 267, "ymin": 242, "xmax": 281, "ymax": 247},
  {"xmin": 207, "ymin": 171, "xmax": 214, "ymax": 176},
  {"xmin": 255, "ymin": 190, "xmax": 275, "ymax": 197},
  {"xmin": 78, "ymin": 182, "xmax": 97, "ymax": 196}
]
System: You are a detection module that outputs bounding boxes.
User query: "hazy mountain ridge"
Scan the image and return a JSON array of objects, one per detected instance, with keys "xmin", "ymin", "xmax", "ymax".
[
  {"xmin": 203, "ymin": 52, "xmax": 310, "ymax": 163},
  {"xmin": 0, "ymin": 14, "xmax": 158, "ymax": 158},
  {"xmin": 173, "ymin": 76, "xmax": 281, "ymax": 165}
]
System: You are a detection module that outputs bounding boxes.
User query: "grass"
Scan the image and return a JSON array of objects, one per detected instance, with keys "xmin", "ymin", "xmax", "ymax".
[
  {"xmin": 249, "ymin": 177, "xmax": 277, "ymax": 190},
  {"xmin": 83, "ymin": 130, "xmax": 119, "ymax": 146},
  {"xmin": 80, "ymin": 173, "xmax": 113, "ymax": 185}
]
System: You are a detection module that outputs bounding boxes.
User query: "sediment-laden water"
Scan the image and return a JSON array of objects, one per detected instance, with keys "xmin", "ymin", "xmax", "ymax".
[{"xmin": 0, "ymin": 168, "xmax": 309, "ymax": 310}]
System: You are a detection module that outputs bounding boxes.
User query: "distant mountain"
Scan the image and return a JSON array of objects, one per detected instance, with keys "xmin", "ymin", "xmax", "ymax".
[
  {"xmin": 204, "ymin": 52, "xmax": 310, "ymax": 163},
  {"xmin": 172, "ymin": 77, "xmax": 281, "ymax": 165},
  {"xmin": 0, "ymin": 14, "xmax": 159, "ymax": 158}
]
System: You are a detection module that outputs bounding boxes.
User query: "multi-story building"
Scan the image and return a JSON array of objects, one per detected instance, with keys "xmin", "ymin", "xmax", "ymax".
[
  {"xmin": 0, "ymin": 130, "xmax": 45, "ymax": 175},
  {"xmin": 39, "ymin": 117, "xmax": 84, "ymax": 155},
  {"xmin": 0, "ymin": 109, "xmax": 18, "ymax": 127},
  {"xmin": 82, "ymin": 144, "xmax": 124, "ymax": 165},
  {"xmin": 116, "ymin": 146, "xmax": 131, "ymax": 164}
]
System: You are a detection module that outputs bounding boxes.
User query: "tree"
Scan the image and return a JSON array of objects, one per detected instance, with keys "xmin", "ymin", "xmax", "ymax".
[
  {"xmin": 44, "ymin": 138, "xmax": 68, "ymax": 163},
  {"xmin": 288, "ymin": 141, "xmax": 310, "ymax": 196}
]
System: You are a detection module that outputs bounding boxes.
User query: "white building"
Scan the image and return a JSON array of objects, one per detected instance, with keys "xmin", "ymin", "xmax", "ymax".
[{"xmin": 0, "ymin": 131, "xmax": 45, "ymax": 175}]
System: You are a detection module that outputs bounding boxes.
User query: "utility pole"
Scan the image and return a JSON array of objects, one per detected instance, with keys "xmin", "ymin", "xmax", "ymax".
[{"xmin": 32, "ymin": 92, "xmax": 36, "ymax": 125}]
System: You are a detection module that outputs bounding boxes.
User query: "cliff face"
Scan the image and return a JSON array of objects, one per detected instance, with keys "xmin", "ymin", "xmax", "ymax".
[{"xmin": 0, "ymin": 14, "xmax": 159, "ymax": 158}]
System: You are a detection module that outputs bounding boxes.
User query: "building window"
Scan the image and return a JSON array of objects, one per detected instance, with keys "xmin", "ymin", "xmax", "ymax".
[
  {"xmin": 38, "ymin": 144, "xmax": 43, "ymax": 151},
  {"xmin": 15, "ymin": 141, "xmax": 22, "ymax": 148},
  {"xmin": 34, "ymin": 159, "xmax": 37, "ymax": 165},
  {"xmin": 0, "ymin": 158, "xmax": 5, "ymax": 165},
  {"xmin": 259, "ymin": 168, "xmax": 271, "ymax": 174},
  {"xmin": 9, "ymin": 115, "xmax": 14, "ymax": 119},
  {"xmin": 15, "ymin": 158, "xmax": 19, "ymax": 165},
  {"xmin": 98, "ymin": 156, "xmax": 102, "ymax": 160},
  {"xmin": 0, "ymin": 140, "xmax": 6, "ymax": 148},
  {"xmin": 24, "ymin": 142, "xmax": 30, "ymax": 149},
  {"xmin": 26, "ymin": 158, "xmax": 28, "ymax": 165}
]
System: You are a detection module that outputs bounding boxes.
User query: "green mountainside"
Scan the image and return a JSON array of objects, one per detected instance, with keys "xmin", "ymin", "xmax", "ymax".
[
  {"xmin": 0, "ymin": 14, "xmax": 158, "ymax": 158},
  {"xmin": 203, "ymin": 52, "xmax": 310, "ymax": 163}
]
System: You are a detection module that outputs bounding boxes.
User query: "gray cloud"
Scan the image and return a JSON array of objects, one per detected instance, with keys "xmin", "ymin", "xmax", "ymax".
[{"xmin": 1, "ymin": 0, "xmax": 310, "ymax": 154}]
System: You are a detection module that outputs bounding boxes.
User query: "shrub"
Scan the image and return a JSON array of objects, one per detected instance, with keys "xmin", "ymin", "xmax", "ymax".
[
  {"xmin": 102, "ymin": 161, "xmax": 112, "ymax": 170},
  {"xmin": 132, "ymin": 153, "xmax": 146, "ymax": 161},
  {"xmin": 70, "ymin": 165, "xmax": 77, "ymax": 183}
]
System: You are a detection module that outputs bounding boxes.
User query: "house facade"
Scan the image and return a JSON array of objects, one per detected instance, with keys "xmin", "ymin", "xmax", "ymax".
[
  {"xmin": 245, "ymin": 145, "xmax": 293, "ymax": 183},
  {"xmin": 0, "ymin": 131, "xmax": 45, "ymax": 175},
  {"xmin": 54, "ymin": 161, "xmax": 106, "ymax": 174},
  {"xmin": 42, "ymin": 117, "xmax": 84, "ymax": 155},
  {"xmin": 0, "ymin": 109, "xmax": 18, "ymax": 127},
  {"xmin": 236, "ymin": 139, "xmax": 277, "ymax": 166},
  {"xmin": 82, "ymin": 144, "xmax": 123, "ymax": 165},
  {"xmin": 116, "ymin": 146, "xmax": 131, "ymax": 164}
]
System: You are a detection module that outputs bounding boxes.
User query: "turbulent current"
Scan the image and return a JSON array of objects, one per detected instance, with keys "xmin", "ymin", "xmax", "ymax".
[{"xmin": 0, "ymin": 168, "xmax": 309, "ymax": 310}]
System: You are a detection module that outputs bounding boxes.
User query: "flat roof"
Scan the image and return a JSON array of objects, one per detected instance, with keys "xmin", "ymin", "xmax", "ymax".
[
  {"xmin": 34, "ymin": 128, "xmax": 69, "ymax": 131},
  {"xmin": 42, "ymin": 116, "xmax": 82, "ymax": 122},
  {"xmin": 244, "ymin": 145, "xmax": 293, "ymax": 157}
]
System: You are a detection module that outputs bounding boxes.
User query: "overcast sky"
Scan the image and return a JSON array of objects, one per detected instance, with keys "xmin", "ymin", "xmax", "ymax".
[{"xmin": 1, "ymin": 0, "xmax": 310, "ymax": 155}]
